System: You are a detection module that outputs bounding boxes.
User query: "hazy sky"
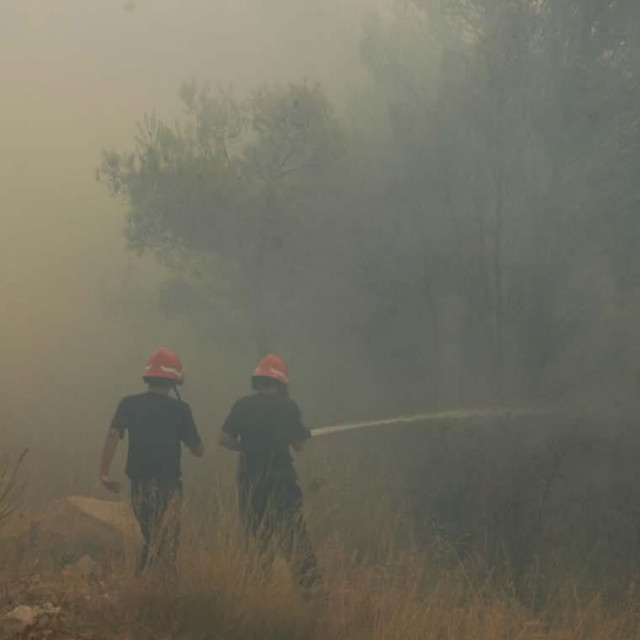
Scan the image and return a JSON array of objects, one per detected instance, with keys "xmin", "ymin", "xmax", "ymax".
[{"xmin": 0, "ymin": 0, "xmax": 375, "ymax": 436}]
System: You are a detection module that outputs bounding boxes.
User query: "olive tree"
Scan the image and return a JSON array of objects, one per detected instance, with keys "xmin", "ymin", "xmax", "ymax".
[{"xmin": 99, "ymin": 81, "xmax": 342, "ymax": 356}]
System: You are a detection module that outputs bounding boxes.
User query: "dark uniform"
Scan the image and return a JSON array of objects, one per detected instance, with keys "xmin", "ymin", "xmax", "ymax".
[
  {"xmin": 222, "ymin": 392, "xmax": 319, "ymax": 591},
  {"xmin": 111, "ymin": 391, "xmax": 201, "ymax": 571}
]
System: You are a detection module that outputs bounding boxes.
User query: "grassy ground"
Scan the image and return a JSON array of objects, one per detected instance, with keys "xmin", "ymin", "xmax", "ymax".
[
  {"xmin": 4, "ymin": 412, "xmax": 640, "ymax": 638},
  {"xmin": 2, "ymin": 499, "xmax": 640, "ymax": 640}
]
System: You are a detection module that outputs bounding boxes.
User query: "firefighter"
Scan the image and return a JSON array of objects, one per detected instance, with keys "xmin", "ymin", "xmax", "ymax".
[
  {"xmin": 99, "ymin": 348, "xmax": 203, "ymax": 572},
  {"xmin": 218, "ymin": 354, "xmax": 320, "ymax": 595}
]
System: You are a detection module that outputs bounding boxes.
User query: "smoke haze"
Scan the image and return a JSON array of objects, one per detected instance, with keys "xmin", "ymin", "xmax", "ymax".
[
  {"xmin": 3, "ymin": 0, "xmax": 640, "ymax": 503},
  {"xmin": 0, "ymin": 0, "xmax": 370, "ymax": 449}
]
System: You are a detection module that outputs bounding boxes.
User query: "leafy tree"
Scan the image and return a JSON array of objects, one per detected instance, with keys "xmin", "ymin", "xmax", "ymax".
[
  {"xmin": 358, "ymin": 0, "xmax": 640, "ymax": 402},
  {"xmin": 98, "ymin": 1, "xmax": 640, "ymax": 410},
  {"xmin": 99, "ymin": 81, "xmax": 342, "ymax": 356}
]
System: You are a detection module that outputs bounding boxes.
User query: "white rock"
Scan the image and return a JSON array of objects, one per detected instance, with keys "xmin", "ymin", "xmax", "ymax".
[{"xmin": 4, "ymin": 603, "xmax": 61, "ymax": 627}]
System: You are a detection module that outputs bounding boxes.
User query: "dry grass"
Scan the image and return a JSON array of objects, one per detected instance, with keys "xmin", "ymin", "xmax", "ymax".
[
  {"xmin": 99, "ymin": 505, "xmax": 640, "ymax": 640},
  {"xmin": 5, "ymin": 415, "xmax": 640, "ymax": 639},
  {"xmin": 2, "ymin": 496, "xmax": 640, "ymax": 639},
  {"xmin": 3, "ymin": 490, "xmax": 640, "ymax": 639}
]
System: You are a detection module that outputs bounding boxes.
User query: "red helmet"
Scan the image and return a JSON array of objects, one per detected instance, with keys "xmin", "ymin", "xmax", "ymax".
[
  {"xmin": 252, "ymin": 354, "xmax": 290, "ymax": 385},
  {"xmin": 142, "ymin": 348, "xmax": 184, "ymax": 384}
]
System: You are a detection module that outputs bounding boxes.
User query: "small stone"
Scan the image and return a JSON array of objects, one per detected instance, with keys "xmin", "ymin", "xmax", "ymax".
[{"xmin": 5, "ymin": 605, "xmax": 38, "ymax": 626}]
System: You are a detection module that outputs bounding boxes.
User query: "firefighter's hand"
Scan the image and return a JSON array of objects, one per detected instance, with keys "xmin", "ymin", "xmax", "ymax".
[{"xmin": 100, "ymin": 474, "xmax": 122, "ymax": 494}]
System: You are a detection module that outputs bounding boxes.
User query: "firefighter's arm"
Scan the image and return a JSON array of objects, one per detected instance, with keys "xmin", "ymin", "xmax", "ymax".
[
  {"xmin": 218, "ymin": 431, "xmax": 243, "ymax": 452},
  {"xmin": 290, "ymin": 409, "xmax": 311, "ymax": 453},
  {"xmin": 291, "ymin": 428, "xmax": 312, "ymax": 452},
  {"xmin": 219, "ymin": 402, "xmax": 243, "ymax": 451},
  {"xmin": 99, "ymin": 429, "xmax": 122, "ymax": 494},
  {"xmin": 181, "ymin": 404, "xmax": 204, "ymax": 457}
]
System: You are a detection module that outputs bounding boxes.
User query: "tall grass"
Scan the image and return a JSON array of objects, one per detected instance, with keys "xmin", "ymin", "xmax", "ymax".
[
  {"xmin": 105, "ymin": 498, "xmax": 640, "ymax": 640},
  {"xmin": 6, "ymin": 413, "xmax": 640, "ymax": 638}
]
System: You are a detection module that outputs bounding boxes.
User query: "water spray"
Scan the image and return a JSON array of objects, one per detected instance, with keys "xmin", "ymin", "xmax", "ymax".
[{"xmin": 310, "ymin": 406, "xmax": 548, "ymax": 438}]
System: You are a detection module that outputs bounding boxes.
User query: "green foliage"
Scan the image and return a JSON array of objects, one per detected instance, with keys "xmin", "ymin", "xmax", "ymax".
[
  {"xmin": 98, "ymin": 0, "xmax": 640, "ymax": 406},
  {"xmin": 99, "ymin": 81, "xmax": 341, "ymax": 262},
  {"xmin": 354, "ymin": 0, "xmax": 640, "ymax": 401},
  {"xmin": 98, "ymin": 81, "xmax": 343, "ymax": 354}
]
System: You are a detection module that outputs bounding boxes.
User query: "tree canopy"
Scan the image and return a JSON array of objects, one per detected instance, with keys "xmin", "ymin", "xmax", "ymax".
[{"xmin": 100, "ymin": 0, "xmax": 640, "ymax": 411}]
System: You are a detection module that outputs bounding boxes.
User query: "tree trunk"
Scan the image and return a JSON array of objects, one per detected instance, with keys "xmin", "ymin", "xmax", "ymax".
[
  {"xmin": 251, "ymin": 243, "xmax": 270, "ymax": 358},
  {"xmin": 422, "ymin": 255, "xmax": 441, "ymax": 408},
  {"xmin": 491, "ymin": 163, "xmax": 506, "ymax": 400}
]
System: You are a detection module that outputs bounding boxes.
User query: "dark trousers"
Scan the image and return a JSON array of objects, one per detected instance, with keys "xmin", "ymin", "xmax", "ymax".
[
  {"xmin": 239, "ymin": 472, "xmax": 320, "ymax": 592},
  {"xmin": 131, "ymin": 476, "xmax": 182, "ymax": 573}
]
